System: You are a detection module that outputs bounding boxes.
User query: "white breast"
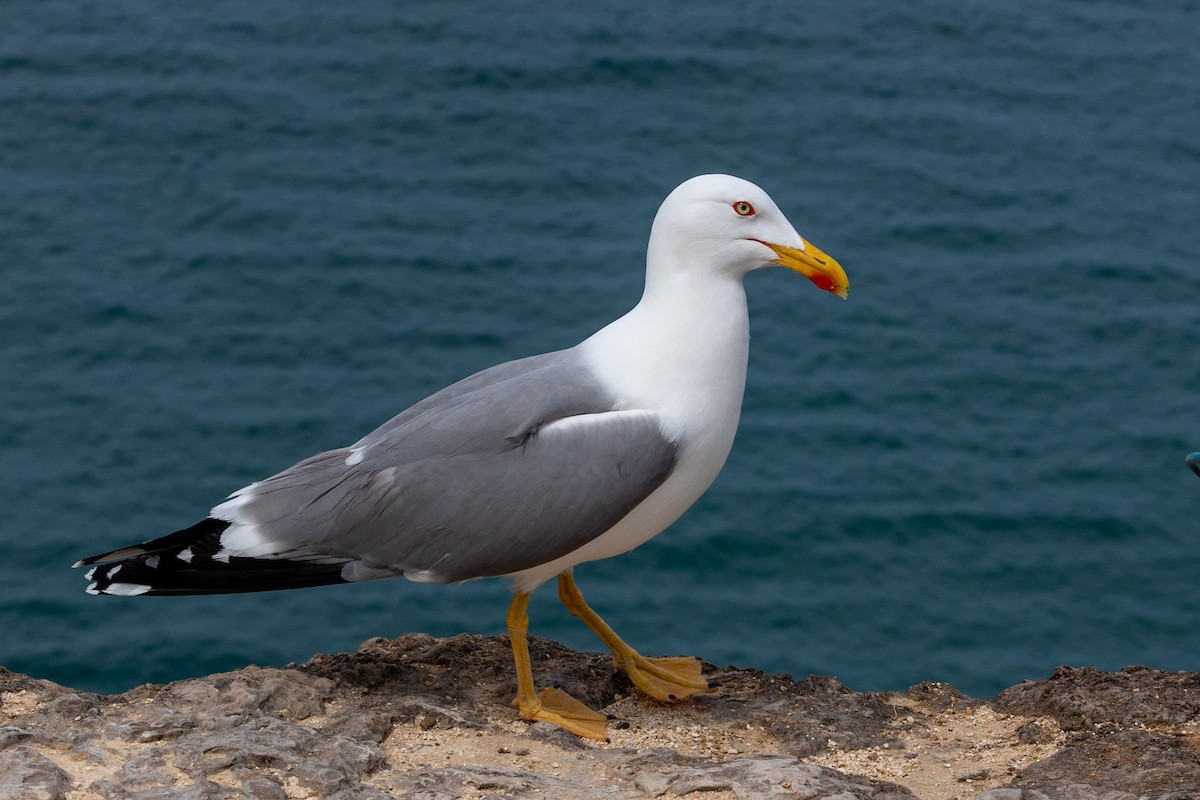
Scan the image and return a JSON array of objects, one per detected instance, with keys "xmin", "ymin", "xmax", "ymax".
[{"xmin": 505, "ymin": 273, "xmax": 751, "ymax": 592}]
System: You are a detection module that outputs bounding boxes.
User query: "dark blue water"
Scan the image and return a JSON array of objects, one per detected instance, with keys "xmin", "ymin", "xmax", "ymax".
[{"xmin": 3, "ymin": 1, "xmax": 1198, "ymax": 700}]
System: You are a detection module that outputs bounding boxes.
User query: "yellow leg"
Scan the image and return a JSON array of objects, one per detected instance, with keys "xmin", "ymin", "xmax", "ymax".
[
  {"xmin": 506, "ymin": 591, "xmax": 608, "ymax": 741},
  {"xmin": 557, "ymin": 571, "xmax": 713, "ymax": 702}
]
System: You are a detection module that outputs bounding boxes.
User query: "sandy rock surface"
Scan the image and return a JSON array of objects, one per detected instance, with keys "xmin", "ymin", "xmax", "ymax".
[{"xmin": 2, "ymin": 634, "xmax": 1198, "ymax": 799}]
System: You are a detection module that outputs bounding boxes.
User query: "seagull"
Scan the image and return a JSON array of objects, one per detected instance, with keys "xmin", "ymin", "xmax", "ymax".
[{"xmin": 74, "ymin": 174, "xmax": 849, "ymax": 740}]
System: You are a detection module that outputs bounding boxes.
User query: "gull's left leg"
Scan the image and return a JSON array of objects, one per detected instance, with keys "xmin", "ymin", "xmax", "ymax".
[
  {"xmin": 506, "ymin": 591, "xmax": 609, "ymax": 740},
  {"xmin": 557, "ymin": 571, "xmax": 713, "ymax": 702}
]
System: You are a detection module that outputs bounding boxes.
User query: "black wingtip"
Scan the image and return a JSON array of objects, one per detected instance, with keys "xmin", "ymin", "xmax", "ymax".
[
  {"xmin": 85, "ymin": 553, "xmax": 356, "ymax": 596},
  {"xmin": 74, "ymin": 518, "xmax": 232, "ymax": 568},
  {"xmin": 78, "ymin": 517, "xmax": 361, "ymax": 597},
  {"xmin": 74, "ymin": 548, "xmax": 147, "ymax": 569}
]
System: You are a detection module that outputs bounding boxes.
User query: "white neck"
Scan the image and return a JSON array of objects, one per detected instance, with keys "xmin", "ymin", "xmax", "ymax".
[{"xmin": 580, "ymin": 267, "xmax": 750, "ymax": 443}]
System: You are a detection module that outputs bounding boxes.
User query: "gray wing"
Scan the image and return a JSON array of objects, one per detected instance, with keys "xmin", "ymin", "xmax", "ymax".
[{"xmin": 212, "ymin": 348, "xmax": 679, "ymax": 583}]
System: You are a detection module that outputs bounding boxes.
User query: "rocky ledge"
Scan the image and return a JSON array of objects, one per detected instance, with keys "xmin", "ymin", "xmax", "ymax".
[{"xmin": 3, "ymin": 634, "xmax": 1199, "ymax": 800}]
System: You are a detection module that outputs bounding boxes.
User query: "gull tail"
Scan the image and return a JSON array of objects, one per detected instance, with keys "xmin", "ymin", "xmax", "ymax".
[{"xmin": 74, "ymin": 518, "xmax": 356, "ymax": 597}]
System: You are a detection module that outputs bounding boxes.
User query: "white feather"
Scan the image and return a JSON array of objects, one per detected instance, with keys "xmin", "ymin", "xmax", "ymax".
[
  {"xmin": 502, "ymin": 176, "xmax": 802, "ymax": 591},
  {"xmin": 100, "ymin": 582, "xmax": 151, "ymax": 596},
  {"xmin": 340, "ymin": 562, "xmax": 396, "ymax": 582}
]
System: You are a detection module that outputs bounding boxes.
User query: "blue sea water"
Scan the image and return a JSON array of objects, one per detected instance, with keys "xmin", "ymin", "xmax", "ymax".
[{"xmin": 2, "ymin": 0, "xmax": 1198, "ymax": 700}]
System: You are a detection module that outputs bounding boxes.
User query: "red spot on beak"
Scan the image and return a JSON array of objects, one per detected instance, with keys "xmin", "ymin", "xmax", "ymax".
[{"xmin": 808, "ymin": 273, "xmax": 836, "ymax": 292}]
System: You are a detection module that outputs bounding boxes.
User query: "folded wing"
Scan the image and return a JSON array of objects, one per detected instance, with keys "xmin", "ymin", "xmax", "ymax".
[{"xmin": 78, "ymin": 349, "xmax": 679, "ymax": 594}]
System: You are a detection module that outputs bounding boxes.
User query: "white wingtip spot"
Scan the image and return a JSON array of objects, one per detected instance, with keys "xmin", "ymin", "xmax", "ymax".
[
  {"xmin": 71, "ymin": 559, "xmax": 86, "ymax": 569},
  {"xmin": 85, "ymin": 583, "xmax": 100, "ymax": 595},
  {"xmin": 145, "ymin": 556, "xmax": 160, "ymax": 569},
  {"xmin": 177, "ymin": 547, "xmax": 194, "ymax": 563},
  {"xmin": 84, "ymin": 567, "xmax": 96, "ymax": 581},
  {"xmin": 101, "ymin": 582, "xmax": 152, "ymax": 596}
]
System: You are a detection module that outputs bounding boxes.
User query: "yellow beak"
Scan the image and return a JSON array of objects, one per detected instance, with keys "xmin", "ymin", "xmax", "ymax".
[{"xmin": 763, "ymin": 238, "xmax": 849, "ymax": 300}]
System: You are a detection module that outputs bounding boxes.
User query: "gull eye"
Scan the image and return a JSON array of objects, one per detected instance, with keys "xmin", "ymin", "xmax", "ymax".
[{"xmin": 732, "ymin": 201, "xmax": 755, "ymax": 217}]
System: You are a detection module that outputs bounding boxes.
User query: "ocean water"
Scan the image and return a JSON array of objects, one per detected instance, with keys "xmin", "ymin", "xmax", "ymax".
[{"xmin": 2, "ymin": 1, "xmax": 1198, "ymax": 700}]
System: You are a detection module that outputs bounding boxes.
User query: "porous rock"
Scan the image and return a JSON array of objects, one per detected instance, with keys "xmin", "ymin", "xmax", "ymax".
[
  {"xmin": 0, "ymin": 745, "xmax": 70, "ymax": 800},
  {"xmin": 994, "ymin": 665, "xmax": 1200, "ymax": 731},
  {"xmin": 632, "ymin": 754, "xmax": 914, "ymax": 798},
  {"xmin": 2, "ymin": 636, "xmax": 1199, "ymax": 798}
]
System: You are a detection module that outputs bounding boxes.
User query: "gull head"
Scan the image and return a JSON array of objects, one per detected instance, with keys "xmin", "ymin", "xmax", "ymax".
[{"xmin": 647, "ymin": 174, "xmax": 849, "ymax": 299}]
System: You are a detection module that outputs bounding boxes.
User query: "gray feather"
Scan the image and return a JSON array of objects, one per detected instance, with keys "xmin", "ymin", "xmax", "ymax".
[{"xmin": 221, "ymin": 348, "xmax": 678, "ymax": 583}]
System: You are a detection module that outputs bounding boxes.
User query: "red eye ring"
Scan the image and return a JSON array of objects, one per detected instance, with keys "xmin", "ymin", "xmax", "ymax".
[{"xmin": 732, "ymin": 201, "xmax": 755, "ymax": 217}]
